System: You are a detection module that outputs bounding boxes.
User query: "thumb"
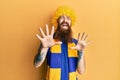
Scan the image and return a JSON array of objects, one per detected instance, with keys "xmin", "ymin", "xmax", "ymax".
[
  {"xmin": 70, "ymin": 46, "xmax": 77, "ymax": 50},
  {"xmin": 54, "ymin": 41, "xmax": 62, "ymax": 45}
]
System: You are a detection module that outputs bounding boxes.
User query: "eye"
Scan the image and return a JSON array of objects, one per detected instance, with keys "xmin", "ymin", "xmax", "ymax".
[{"xmin": 67, "ymin": 16, "xmax": 70, "ymax": 20}]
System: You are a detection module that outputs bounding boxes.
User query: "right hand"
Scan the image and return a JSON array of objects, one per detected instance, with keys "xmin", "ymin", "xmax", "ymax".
[{"xmin": 36, "ymin": 24, "xmax": 62, "ymax": 48}]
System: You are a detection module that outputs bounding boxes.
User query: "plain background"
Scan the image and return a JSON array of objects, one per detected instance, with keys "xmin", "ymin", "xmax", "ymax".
[{"xmin": 0, "ymin": 0, "xmax": 120, "ymax": 80}]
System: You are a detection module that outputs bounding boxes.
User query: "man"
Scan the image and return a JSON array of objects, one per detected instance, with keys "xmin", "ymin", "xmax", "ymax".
[{"xmin": 34, "ymin": 6, "xmax": 90, "ymax": 80}]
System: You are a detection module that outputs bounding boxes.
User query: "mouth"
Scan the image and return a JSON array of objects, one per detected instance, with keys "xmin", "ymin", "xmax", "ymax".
[{"xmin": 61, "ymin": 22, "xmax": 69, "ymax": 27}]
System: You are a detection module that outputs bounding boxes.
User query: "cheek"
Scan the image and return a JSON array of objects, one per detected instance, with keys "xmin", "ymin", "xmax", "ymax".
[
  {"xmin": 68, "ymin": 20, "xmax": 71, "ymax": 25},
  {"xmin": 59, "ymin": 19, "xmax": 63, "ymax": 24}
]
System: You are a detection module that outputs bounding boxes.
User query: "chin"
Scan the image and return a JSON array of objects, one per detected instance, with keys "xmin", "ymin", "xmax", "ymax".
[
  {"xmin": 60, "ymin": 28, "xmax": 69, "ymax": 34},
  {"xmin": 62, "ymin": 28, "xmax": 68, "ymax": 30}
]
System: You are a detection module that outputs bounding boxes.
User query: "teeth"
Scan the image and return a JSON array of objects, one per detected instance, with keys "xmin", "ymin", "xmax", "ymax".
[{"xmin": 63, "ymin": 24, "xmax": 67, "ymax": 26}]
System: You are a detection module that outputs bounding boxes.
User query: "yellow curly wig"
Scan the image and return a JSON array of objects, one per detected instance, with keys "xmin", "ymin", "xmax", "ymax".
[{"xmin": 51, "ymin": 6, "xmax": 76, "ymax": 28}]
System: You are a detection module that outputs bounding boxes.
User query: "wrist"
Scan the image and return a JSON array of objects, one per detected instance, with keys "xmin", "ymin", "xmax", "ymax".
[
  {"xmin": 78, "ymin": 50, "xmax": 84, "ymax": 53},
  {"xmin": 42, "ymin": 47, "xmax": 49, "ymax": 51},
  {"xmin": 78, "ymin": 50, "xmax": 84, "ymax": 57}
]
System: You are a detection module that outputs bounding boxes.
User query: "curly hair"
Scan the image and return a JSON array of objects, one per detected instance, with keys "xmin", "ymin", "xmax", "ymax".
[{"xmin": 51, "ymin": 6, "xmax": 76, "ymax": 28}]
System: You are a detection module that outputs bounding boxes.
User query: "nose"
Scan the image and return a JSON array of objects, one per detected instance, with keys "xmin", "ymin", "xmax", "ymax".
[{"xmin": 64, "ymin": 17, "xmax": 67, "ymax": 22}]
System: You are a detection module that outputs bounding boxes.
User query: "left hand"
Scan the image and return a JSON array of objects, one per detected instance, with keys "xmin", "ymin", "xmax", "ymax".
[{"xmin": 71, "ymin": 32, "xmax": 91, "ymax": 51}]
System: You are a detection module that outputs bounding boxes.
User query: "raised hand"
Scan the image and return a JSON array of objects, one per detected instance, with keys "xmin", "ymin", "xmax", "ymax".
[
  {"xmin": 36, "ymin": 24, "xmax": 62, "ymax": 48},
  {"xmin": 71, "ymin": 32, "xmax": 91, "ymax": 51}
]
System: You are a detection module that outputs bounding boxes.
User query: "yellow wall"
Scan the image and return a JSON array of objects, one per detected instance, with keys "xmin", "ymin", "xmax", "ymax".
[{"xmin": 0, "ymin": 0, "xmax": 120, "ymax": 80}]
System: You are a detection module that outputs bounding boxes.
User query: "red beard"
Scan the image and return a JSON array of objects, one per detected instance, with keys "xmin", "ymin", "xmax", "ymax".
[{"xmin": 53, "ymin": 25, "xmax": 73, "ymax": 44}]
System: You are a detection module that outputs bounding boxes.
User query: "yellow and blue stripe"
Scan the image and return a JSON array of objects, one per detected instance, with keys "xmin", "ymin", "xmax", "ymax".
[{"xmin": 46, "ymin": 39, "xmax": 78, "ymax": 80}]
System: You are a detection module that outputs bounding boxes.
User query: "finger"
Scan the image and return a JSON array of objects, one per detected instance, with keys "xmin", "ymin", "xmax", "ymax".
[
  {"xmin": 86, "ymin": 41, "xmax": 92, "ymax": 45},
  {"xmin": 36, "ymin": 34, "xmax": 43, "ymax": 41},
  {"xmin": 70, "ymin": 46, "xmax": 77, "ymax": 50},
  {"xmin": 46, "ymin": 24, "xmax": 49, "ymax": 36},
  {"xmin": 81, "ymin": 32, "xmax": 85, "ymax": 40},
  {"xmin": 78, "ymin": 33, "xmax": 81, "ymax": 42},
  {"xmin": 51, "ymin": 26, "xmax": 54, "ymax": 37},
  {"xmin": 39, "ymin": 27, "xmax": 45, "ymax": 37},
  {"xmin": 83, "ymin": 34, "xmax": 88, "ymax": 41},
  {"xmin": 54, "ymin": 41, "xmax": 62, "ymax": 45}
]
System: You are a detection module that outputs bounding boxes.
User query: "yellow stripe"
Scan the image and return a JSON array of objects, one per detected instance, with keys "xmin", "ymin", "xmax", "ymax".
[
  {"xmin": 68, "ymin": 43, "xmax": 78, "ymax": 57},
  {"xmin": 50, "ymin": 45, "xmax": 61, "ymax": 53},
  {"xmin": 46, "ymin": 66, "xmax": 61, "ymax": 80},
  {"xmin": 69, "ymin": 72, "xmax": 77, "ymax": 80}
]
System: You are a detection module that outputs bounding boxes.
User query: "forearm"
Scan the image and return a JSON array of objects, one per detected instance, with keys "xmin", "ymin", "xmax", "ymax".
[
  {"xmin": 34, "ymin": 47, "xmax": 49, "ymax": 68},
  {"xmin": 77, "ymin": 51, "xmax": 86, "ymax": 74}
]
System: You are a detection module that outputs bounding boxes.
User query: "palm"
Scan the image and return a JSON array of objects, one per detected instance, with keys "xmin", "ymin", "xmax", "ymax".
[
  {"xmin": 71, "ymin": 32, "xmax": 90, "ymax": 51},
  {"xmin": 36, "ymin": 24, "xmax": 62, "ymax": 48}
]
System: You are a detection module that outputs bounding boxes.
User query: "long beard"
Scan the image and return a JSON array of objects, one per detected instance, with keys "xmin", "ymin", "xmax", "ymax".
[{"xmin": 53, "ymin": 25, "xmax": 73, "ymax": 44}]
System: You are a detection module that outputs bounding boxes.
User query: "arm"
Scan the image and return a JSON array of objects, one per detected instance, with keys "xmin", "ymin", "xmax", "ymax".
[
  {"xmin": 77, "ymin": 51, "xmax": 86, "ymax": 74},
  {"xmin": 71, "ymin": 32, "xmax": 91, "ymax": 74},
  {"xmin": 34, "ymin": 45, "xmax": 48, "ymax": 68},
  {"xmin": 34, "ymin": 24, "xmax": 62, "ymax": 68}
]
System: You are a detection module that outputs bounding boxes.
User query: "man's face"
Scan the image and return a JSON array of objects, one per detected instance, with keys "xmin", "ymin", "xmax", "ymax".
[{"xmin": 58, "ymin": 15, "xmax": 71, "ymax": 30}]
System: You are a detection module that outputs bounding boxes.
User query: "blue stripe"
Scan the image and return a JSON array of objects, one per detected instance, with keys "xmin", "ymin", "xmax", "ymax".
[
  {"xmin": 68, "ymin": 57, "xmax": 78, "ymax": 72},
  {"xmin": 47, "ymin": 49, "xmax": 61, "ymax": 68},
  {"xmin": 61, "ymin": 41, "xmax": 69, "ymax": 80},
  {"xmin": 72, "ymin": 39, "xmax": 78, "ymax": 44}
]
